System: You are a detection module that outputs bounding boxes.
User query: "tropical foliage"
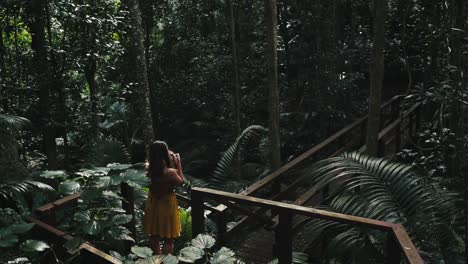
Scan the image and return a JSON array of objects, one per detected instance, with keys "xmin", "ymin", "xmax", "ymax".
[
  {"xmin": 1, "ymin": 0, "xmax": 467, "ymax": 263},
  {"xmin": 297, "ymin": 152, "xmax": 463, "ymax": 263}
]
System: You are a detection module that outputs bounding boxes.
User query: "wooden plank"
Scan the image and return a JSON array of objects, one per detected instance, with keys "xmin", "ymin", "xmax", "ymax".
[
  {"xmin": 176, "ymin": 193, "xmax": 223, "ymax": 213},
  {"xmin": 392, "ymin": 224, "xmax": 424, "ymax": 264},
  {"xmin": 25, "ymin": 216, "xmax": 68, "ymax": 238},
  {"xmin": 52, "ymin": 192, "xmax": 81, "ymax": 209},
  {"xmin": 193, "ymin": 188, "xmax": 395, "ymax": 231},
  {"xmin": 35, "ymin": 203, "xmax": 55, "ymax": 214},
  {"xmin": 79, "ymin": 243, "xmax": 122, "ymax": 264}
]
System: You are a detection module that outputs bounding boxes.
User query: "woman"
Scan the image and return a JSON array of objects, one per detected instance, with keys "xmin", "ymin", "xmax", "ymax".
[{"xmin": 143, "ymin": 141, "xmax": 185, "ymax": 255}]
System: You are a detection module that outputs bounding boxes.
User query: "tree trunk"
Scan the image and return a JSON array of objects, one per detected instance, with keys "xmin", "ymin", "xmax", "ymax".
[
  {"xmin": 124, "ymin": 0, "xmax": 155, "ymax": 146},
  {"xmin": 0, "ymin": 26, "xmax": 6, "ymax": 112},
  {"xmin": 265, "ymin": 0, "xmax": 281, "ymax": 169},
  {"xmin": 26, "ymin": 0, "xmax": 58, "ymax": 169},
  {"xmin": 141, "ymin": 0, "xmax": 159, "ymax": 139},
  {"xmin": 365, "ymin": 0, "xmax": 388, "ymax": 156},
  {"xmin": 78, "ymin": 0, "xmax": 99, "ymax": 138},
  {"xmin": 448, "ymin": 0, "xmax": 466, "ymax": 260},
  {"xmin": 228, "ymin": 0, "xmax": 241, "ymax": 137},
  {"xmin": 227, "ymin": 0, "xmax": 242, "ymax": 178}
]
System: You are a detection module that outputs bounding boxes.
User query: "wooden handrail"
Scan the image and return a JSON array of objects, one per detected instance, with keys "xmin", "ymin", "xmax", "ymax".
[
  {"xmin": 35, "ymin": 192, "xmax": 81, "ymax": 214},
  {"xmin": 191, "ymin": 187, "xmax": 424, "ymax": 264},
  {"xmin": 240, "ymin": 95, "xmax": 403, "ymax": 196},
  {"xmin": 24, "ymin": 215, "xmax": 121, "ymax": 264}
]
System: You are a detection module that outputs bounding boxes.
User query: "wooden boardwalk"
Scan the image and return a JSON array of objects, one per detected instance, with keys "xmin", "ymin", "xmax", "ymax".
[{"xmin": 212, "ymin": 96, "xmax": 422, "ymax": 263}]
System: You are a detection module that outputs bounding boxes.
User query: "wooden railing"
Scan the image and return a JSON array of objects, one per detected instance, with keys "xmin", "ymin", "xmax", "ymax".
[
  {"xmin": 191, "ymin": 187, "xmax": 424, "ymax": 264},
  {"xmin": 26, "ymin": 193, "xmax": 122, "ymax": 264},
  {"xmin": 240, "ymin": 95, "xmax": 408, "ymax": 198},
  {"xmin": 26, "ymin": 190, "xmax": 226, "ymax": 263},
  {"xmin": 218, "ymin": 96, "xmax": 421, "ymax": 237}
]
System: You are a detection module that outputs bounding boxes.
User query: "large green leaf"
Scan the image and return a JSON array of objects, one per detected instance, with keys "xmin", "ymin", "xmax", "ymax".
[
  {"xmin": 20, "ymin": 240, "xmax": 50, "ymax": 252},
  {"xmin": 131, "ymin": 246, "xmax": 153, "ymax": 258},
  {"xmin": 58, "ymin": 181, "xmax": 81, "ymax": 194},
  {"xmin": 107, "ymin": 163, "xmax": 132, "ymax": 171},
  {"xmin": 63, "ymin": 237, "xmax": 84, "ymax": 250},
  {"xmin": 210, "ymin": 247, "xmax": 236, "ymax": 264},
  {"xmin": 10, "ymin": 223, "xmax": 34, "ymax": 234},
  {"xmin": 39, "ymin": 170, "xmax": 67, "ymax": 179},
  {"xmin": 82, "ymin": 220, "xmax": 102, "ymax": 235},
  {"xmin": 80, "ymin": 188, "xmax": 102, "ymax": 202},
  {"xmin": 191, "ymin": 233, "xmax": 215, "ymax": 249},
  {"xmin": 74, "ymin": 211, "xmax": 91, "ymax": 222},
  {"xmin": 135, "ymin": 255, "xmax": 178, "ymax": 264},
  {"xmin": 178, "ymin": 246, "xmax": 204, "ymax": 263},
  {"xmin": 108, "ymin": 226, "xmax": 134, "ymax": 242},
  {"xmin": 113, "ymin": 214, "xmax": 132, "ymax": 225}
]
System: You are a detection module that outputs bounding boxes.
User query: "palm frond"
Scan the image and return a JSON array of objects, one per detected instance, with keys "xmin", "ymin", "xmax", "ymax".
[
  {"xmin": 0, "ymin": 114, "xmax": 31, "ymax": 132},
  {"xmin": 0, "ymin": 180, "xmax": 54, "ymax": 204},
  {"xmin": 208, "ymin": 125, "xmax": 267, "ymax": 189},
  {"xmin": 296, "ymin": 152, "xmax": 463, "ymax": 262},
  {"xmin": 84, "ymin": 137, "xmax": 130, "ymax": 167}
]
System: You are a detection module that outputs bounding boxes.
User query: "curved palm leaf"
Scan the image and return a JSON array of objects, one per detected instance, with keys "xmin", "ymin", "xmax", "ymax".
[
  {"xmin": 0, "ymin": 180, "xmax": 54, "ymax": 205},
  {"xmin": 0, "ymin": 114, "xmax": 31, "ymax": 132},
  {"xmin": 207, "ymin": 125, "xmax": 267, "ymax": 189},
  {"xmin": 84, "ymin": 137, "xmax": 130, "ymax": 167},
  {"xmin": 296, "ymin": 152, "xmax": 463, "ymax": 262}
]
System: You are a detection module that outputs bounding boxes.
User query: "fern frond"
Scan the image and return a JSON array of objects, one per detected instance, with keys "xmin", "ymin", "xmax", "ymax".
[{"xmin": 208, "ymin": 125, "xmax": 267, "ymax": 189}]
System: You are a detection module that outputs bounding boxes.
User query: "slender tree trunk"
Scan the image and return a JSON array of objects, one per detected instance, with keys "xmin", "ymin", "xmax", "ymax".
[
  {"xmin": 26, "ymin": 0, "xmax": 57, "ymax": 169},
  {"xmin": 124, "ymin": 0, "xmax": 155, "ymax": 146},
  {"xmin": 0, "ymin": 26, "xmax": 7, "ymax": 112},
  {"xmin": 366, "ymin": 0, "xmax": 388, "ymax": 156},
  {"xmin": 448, "ymin": 0, "xmax": 466, "ymax": 260},
  {"xmin": 278, "ymin": 1, "xmax": 293, "ymax": 109},
  {"xmin": 45, "ymin": 1, "xmax": 69, "ymax": 169},
  {"xmin": 84, "ymin": 56, "xmax": 98, "ymax": 136},
  {"xmin": 228, "ymin": 0, "xmax": 241, "ymax": 137},
  {"xmin": 227, "ymin": 0, "xmax": 242, "ymax": 178},
  {"xmin": 265, "ymin": 0, "xmax": 281, "ymax": 169},
  {"xmin": 78, "ymin": 0, "xmax": 99, "ymax": 137},
  {"xmin": 142, "ymin": 0, "xmax": 159, "ymax": 139}
]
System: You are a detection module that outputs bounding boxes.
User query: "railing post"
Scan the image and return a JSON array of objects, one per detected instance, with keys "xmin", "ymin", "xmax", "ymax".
[
  {"xmin": 274, "ymin": 210, "xmax": 292, "ymax": 264},
  {"xmin": 215, "ymin": 211, "xmax": 227, "ymax": 244},
  {"xmin": 360, "ymin": 121, "xmax": 367, "ymax": 146},
  {"xmin": 120, "ymin": 182, "xmax": 136, "ymax": 241},
  {"xmin": 390, "ymin": 96, "xmax": 402, "ymax": 122},
  {"xmin": 386, "ymin": 231, "xmax": 402, "ymax": 264},
  {"xmin": 415, "ymin": 105, "xmax": 421, "ymax": 132},
  {"xmin": 35, "ymin": 210, "xmax": 57, "ymax": 226},
  {"xmin": 395, "ymin": 121, "xmax": 401, "ymax": 153},
  {"xmin": 408, "ymin": 113, "xmax": 414, "ymax": 138},
  {"xmin": 191, "ymin": 190, "xmax": 205, "ymax": 237}
]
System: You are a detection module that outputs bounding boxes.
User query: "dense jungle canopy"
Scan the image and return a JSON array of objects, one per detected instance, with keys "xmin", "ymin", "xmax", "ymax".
[{"xmin": 0, "ymin": 0, "xmax": 467, "ymax": 263}]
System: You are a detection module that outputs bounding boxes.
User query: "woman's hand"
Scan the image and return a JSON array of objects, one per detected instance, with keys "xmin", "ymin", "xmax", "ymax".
[{"xmin": 173, "ymin": 153, "xmax": 181, "ymax": 167}]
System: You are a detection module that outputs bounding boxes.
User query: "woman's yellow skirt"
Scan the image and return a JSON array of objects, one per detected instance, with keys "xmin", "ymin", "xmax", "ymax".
[{"xmin": 143, "ymin": 192, "xmax": 181, "ymax": 238}]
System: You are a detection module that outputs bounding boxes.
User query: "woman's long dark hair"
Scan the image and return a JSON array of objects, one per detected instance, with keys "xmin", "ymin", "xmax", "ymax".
[{"xmin": 147, "ymin": 141, "xmax": 171, "ymax": 179}]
